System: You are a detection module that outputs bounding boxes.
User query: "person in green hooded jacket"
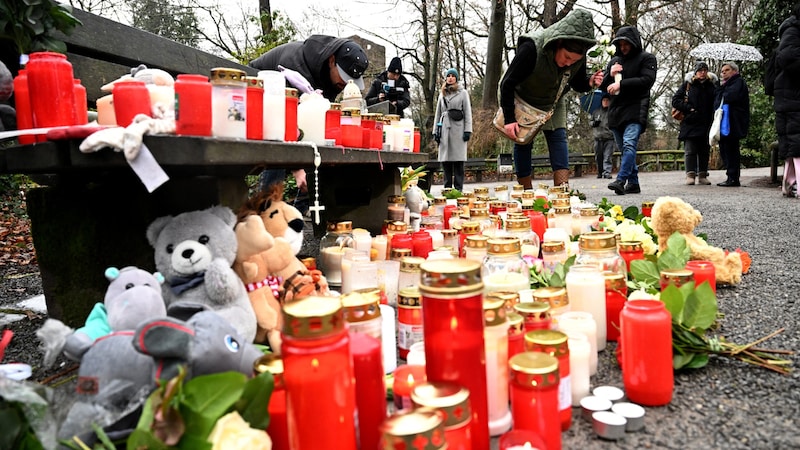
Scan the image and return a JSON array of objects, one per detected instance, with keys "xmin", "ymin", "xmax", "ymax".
[{"xmin": 500, "ymin": 8, "xmax": 603, "ymax": 189}]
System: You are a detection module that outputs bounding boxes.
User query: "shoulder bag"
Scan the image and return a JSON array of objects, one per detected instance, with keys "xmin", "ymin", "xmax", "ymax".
[
  {"xmin": 493, "ymin": 73, "xmax": 570, "ymax": 145},
  {"xmin": 443, "ymin": 97, "xmax": 464, "ymax": 121},
  {"xmin": 709, "ymin": 98, "xmax": 724, "ymax": 146},
  {"xmin": 671, "ymin": 82, "xmax": 689, "ymax": 122}
]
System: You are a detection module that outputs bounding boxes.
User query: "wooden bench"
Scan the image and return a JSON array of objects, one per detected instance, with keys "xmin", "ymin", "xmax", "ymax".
[
  {"xmin": 582, "ymin": 149, "xmax": 685, "ymax": 173},
  {"xmin": 1, "ymin": 9, "xmax": 427, "ymax": 327},
  {"xmin": 531, "ymin": 152, "xmax": 590, "ymax": 178}
]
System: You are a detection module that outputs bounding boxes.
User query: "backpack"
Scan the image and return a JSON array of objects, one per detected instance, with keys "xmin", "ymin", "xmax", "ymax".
[{"xmin": 764, "ymin": 49, "xmax": 777, "ymax": 97}]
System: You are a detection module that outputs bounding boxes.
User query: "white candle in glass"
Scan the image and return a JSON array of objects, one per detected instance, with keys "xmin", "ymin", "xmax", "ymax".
[
  {"xmin": 376, "ymin": 259, "xmax": 401, "ymax": 307},
  {"xmin": 557, "ymin": 311, "xmax": 598, "ymax": 375},
  {"xmin": 340, "ymin": 251, "xmax": 369, "ymax": 294},
  {"xmin": 565, "ymin": 265, "xmax": 606, "ymax": 350},
  {"xmin": 565, "ymin": 331, "xmax": 592, "ymax": 405},
  {"xmin": 484, "ymin": 304, "xmax": 512, "ymax": 436},
  {"xmin": 350, "ymin": 259, "xmax": 379, "ymax": 293},
  {"xmin": 371, "ymin": 235, "xmax": 388, "ymax": 261},
  {"xmin": 380, "ymin": 304, "xmax": 397, "ymax": 373},
  {"xmin": 352, "ymin": 228, "xmax": 373, "ymax": 254},
  {"xmin": 319, "ymin": 246, "xmax": 347, "ymax": 286},
  {"xmin": 483, "ymin": 272, "xmax": 530, "ymax": 296}
]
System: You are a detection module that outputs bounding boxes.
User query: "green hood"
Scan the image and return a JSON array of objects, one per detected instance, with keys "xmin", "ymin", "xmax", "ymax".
[{"xmin": 538, "ymin": 8, "xmax": 596, "ymax": 51}]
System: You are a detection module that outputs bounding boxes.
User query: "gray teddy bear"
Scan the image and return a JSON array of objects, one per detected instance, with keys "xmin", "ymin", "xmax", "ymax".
[{"xmin": 146, "ymin": 206, "xmax": 257, "ymax": 343}]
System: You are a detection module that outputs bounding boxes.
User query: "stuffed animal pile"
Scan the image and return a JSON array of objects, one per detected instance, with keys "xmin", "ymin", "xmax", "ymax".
[{"xmin": 650, "ymin": 196, "xmax": 743, "ymax": 285}]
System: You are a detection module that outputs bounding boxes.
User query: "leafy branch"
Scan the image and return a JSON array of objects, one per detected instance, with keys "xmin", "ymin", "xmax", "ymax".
[{"xmin": 629, "ymin": 232, "xmax": 792, "ymax": 374}]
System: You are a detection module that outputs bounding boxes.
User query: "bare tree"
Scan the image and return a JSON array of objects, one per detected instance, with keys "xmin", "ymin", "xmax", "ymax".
[{"xmin": 482, "ymin": 0, "xmax": 506, "ymax": 109}]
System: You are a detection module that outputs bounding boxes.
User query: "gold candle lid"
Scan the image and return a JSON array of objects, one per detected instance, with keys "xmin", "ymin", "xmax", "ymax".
[
  {"xmin": 512, "ymin": 184, "xmax": 525, "ymax": 192},
  {"xmin": 521, "ymin": 191, "xmax": 535, "ymax": 200},
  {"xmin": 507, "ymin": 312, "xmax": 524, "ymax": 333},
  {"xmin": 494, "ymin": 185, "xmax": 508, "ymax": 192},
  {"xmin": 642, "ymin": 201, "xmax": 655, "ymax": 208},
  {"xmin": 486, "ymin": 290, "xmax": 519, "ymax": 312},
  {"xmin": 507, "ymin": 212, "xmax": 526, "ymax": 220},
  {"xmin": 470, "ymin": 208, "xmax": 489, "ymax": 219},
  {"xmin": 460, "ymin": 221, "xmax": 481, "ymax": 235},
  {"xmin": 387, "ymin": 221, "xmax": 408, "ymax": 233},
  {"xmin": 524, "ymin": 329, "xmax": 569, "ymax": 357},
  {"xmin": 541, "ymin": 241, "xmax": 565, "ymax": 253},
  {"xmin": 286, "ymin": 87, "xmax": 299, "ymax": 98},
  {"xmin": 549, "ymin": 184, "xmax": 568, "ymax": 193},
  {"xmin": 605, "ymin": 272, "xmax": 627, "ymax": 291},
  {"xmin": 434, "ymin": 196, "xmax": 447, "ymax": 205},
  {"xmin": 388, "ymin": 195, "xmax": 406, "ymax": 205},
  {"xmin": 509, "ymin": 352, "xmax": 560, "ymax": 389},
  {"xmin": 514, "ymin": 301, "xmax": 551, "ymax": 326},
  {"xmin": 335, "ymin": 221, "xmax": 353, "ymax": 233},
  {"xmin": 398, "ymin": 287, "xmax": 422, "ymax": 308},
  {"xmin": 553, "ymin": 205, "xmax": 571, "ymax": 215},
  {"xmin": 474, "ymin": 187, "xmax": 490, "ymax": 196},
  {"xmin": 385, "ymin": 114, "xmax": 401, "ymax": 122},
  {"xmin": 619, "ymin": 240, "xmax": 643, "ymax": 252},
  {"xmin": 282, "ymin": 296, "xmax": 344, "ymax": 338},
  {"xmin": 532, "ymin": 286, "xmax": 569, "ymax": 309},
  {"xmin": 411, "ymin": 382, "xmax": 472, "ymax": 429},
  {"xmin": 400, "ymin": 256, "xmax": 425, "ymax": 272},
  {"xmin": 391, "ymin": 247, "xmax": 413, "ymax": 260},
  {"xmin": 579, "ymin": 206, "xmax": 599, "ymax": 217},
  {"xmin": 456, "ymin": 197, "xmax": 470, "ymax": 206},
  {"xmin": 254, "ymin": 353, "xmax": 284, "ymax": 389},
  {"xmin": 579, "ymin": 231, "xmax": 617, "ymax": 250},
  {"xmin": 465, "ymin": 234, "xmax": 489, "ymax": 248},
  {"xmin": 551, "ymin": 198, "xmax": 570, "ymax": 208},
  {"xmin": 342, "ymin": 107, "xmax": 361, "ymax": 117},
  {"xmin": 330, "ymin": 103, "xmax": 342, "ymax": 111},
  {"xmin": 419, "ymin": 259, "xmax": 483, "ymax": 296},
  {"xmin": 487, "ymin": 236, "xmax": 521, "ymax": 255},
  {"xmin": 483, "ymin": 298, "xmax": 507, "ymax": 327},
  {"xmin": 555, "ymin": 192, "xmax": 570, "ymax": 199},
  {"xmin": 341, "ymin": 288, "xmax": 382, "ymax": 323},
  {"xmin": 244, "ymin": 76, "xmax": 264, "ymax": 88},
  {"xmin": 209, "ymin": 67, "xmax": 246, "ymax": 84},
  {"xmin": 660, "ymin": 268, "xmax": 695, "ymax": 286},
  {"xmin": 506, "ymin": 217, "xmax": 531, "ymax": 230},
  {"xmin": 489, "ymin": 200, "xmax": 506, "ymax": 210},
  {"xmin": 441, "ymin": 229, "xmax": 457, "ymax": 238},
  {"xmin": 380, "ymin": 409, "xmax": 447, "ymax": 450}
]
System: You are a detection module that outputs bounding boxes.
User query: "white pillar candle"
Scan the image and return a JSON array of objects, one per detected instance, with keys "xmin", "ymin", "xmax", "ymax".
[
  {"xmin": 340, "ymin": 251, "xmax": 370, "ymax": 294},
  {"xmin": 376, "ymin": 260, "xmax": 400, "ymax": 307},
  {"xmin": 565, "ymin": 265, "xmax": 606, "ymax": 350},
  {"xmin": 319, "ymin": 246, "xmax": 347, "ymax": 286},
  {"xmin": 484, "ymin": 306, "xmax": 512, "ymax": 436},
  {"xmin": 483, "ymin": 272, "xmax": 530, "ymax": 296},
  {"xmin": 257, "ymin": 70, "xmax": 286, "ymax": 141},
  {"xmin": 380, "ymin": 304, "xmax": 397, "ymax": 373},
  {"xmin": 565, "ymin": 331, "xmax": 592, "ymax": 405},
  {"xmin": 558, "ymin": 311, "xmax": 598, "ymax": 375},
  {"xmin": 352, "ymin": 228, "xmax": 373, "ymax": 254},
  {"xmin": 371, "ymin": 235, "xmax": 388, "ymax": 261},
  {"xmin": 406, "ymin": 341, "xmax": 426, "ymax": 366}
]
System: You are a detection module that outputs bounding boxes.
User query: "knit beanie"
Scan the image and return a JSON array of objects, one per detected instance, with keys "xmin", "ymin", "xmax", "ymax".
[
  {"xmin": 695, "ymin": 61, "xmax": 709, "ymax": 73},
  {"xmin": 388, "ymin": 57, "xmax": 402, "ymax": 74},
  {"xmin": 445, "ymin": 68, "xmax": 459, "ymax": 81}
]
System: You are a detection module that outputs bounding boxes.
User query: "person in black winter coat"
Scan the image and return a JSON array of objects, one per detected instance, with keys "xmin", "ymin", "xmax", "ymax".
[
  {"xmin": 597, "ymin": 25, "xmax": 658, "ymax": 196},
  {"xmin": 714, "ymin": 62, "xmax": 750, "ymax": 187},
  {"xmin": 773, "ymin": 2, "xmax": 800, "ymax": 197},
  {"xmin": 672, "ymin": 61, "xmax": 718, "ymax": 185},
  {"xmin": 365, "ymin": 57, "xmax": 411, "ymax": 118}
]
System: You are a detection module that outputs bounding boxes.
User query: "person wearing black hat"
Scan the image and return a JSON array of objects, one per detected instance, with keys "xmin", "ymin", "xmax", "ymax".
[
  {"xmin": 250, "ymin": 35, "xmax": 369, "ymax": 202},
  {"xmin": 365, "ymin": 56, "xmax": 411, "ymax": 117},
  {"xmin": 672, "ymin": 61, "xmax": 718, "ymax": 185},
  {"xmin": 591, "ymin": 92, "xmax": 616, "ymax": 179}
]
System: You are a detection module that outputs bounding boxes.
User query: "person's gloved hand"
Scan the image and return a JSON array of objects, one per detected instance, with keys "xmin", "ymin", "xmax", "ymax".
[
  {"xmin": 463, "ymin": 131, "xmax": 472, "ymax": 142},
  {"xmin": 433, "ymin": 131, "xmax": 441, "ymax": 144},
  {"xmin": 278, "ymin": 65, "xmax": 314, "ymax": 94}
]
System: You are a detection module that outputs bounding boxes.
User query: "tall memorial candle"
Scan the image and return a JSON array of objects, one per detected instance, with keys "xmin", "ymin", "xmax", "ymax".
[
  {"xmin": 349, "ymin": 332, "xmax": 386, "ymax": 450},
  {"xmin": 419, "ymin": 259, "xmax": 490, "ymax": 450}
]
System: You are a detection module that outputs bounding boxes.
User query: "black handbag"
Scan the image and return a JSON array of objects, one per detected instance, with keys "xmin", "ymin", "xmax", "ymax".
[{"xmin": 443, "ymin": 97, "xmax": 464, "ymax": 121}]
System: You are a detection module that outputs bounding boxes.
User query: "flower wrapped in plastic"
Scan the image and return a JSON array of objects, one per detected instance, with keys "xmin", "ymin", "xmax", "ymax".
[{"xmin": 209, "ymin": 411, "xmax": 272, "ymax": 450}]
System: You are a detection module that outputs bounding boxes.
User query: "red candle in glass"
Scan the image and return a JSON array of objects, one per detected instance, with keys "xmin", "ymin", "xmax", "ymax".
[
  {"xmin": 73, "ymin": 79, "xmax": 88, "ymax": 125},
  {"xmin": 397, "ymin": 288, "xmax": 424, "ymax": 359},
  {"xmin": 26, "ymin": 51, "xmax": 76, "ymax": 128},
  {"xmin": 420, "ymin": 259, "xmax": 490, "ymax": 450},
  {"xmin": 604, "ymin": 273, "xmax": 627, "ymax": 342},
  {"xmin": 255, "ymin": 354, "xmax": 289, "ymax": 450},
  {"xmin": 443, "ymin": 205, "xmax": 458, "ymax": 230},
  {"xmin": 12, "ymin": 70, "xmax": 36, "ymax": 145},
  {"xmin": 281, "ymin": 297, "xmax": 357, "ymax": 450},
  {"xmin": 498, "ymin": 429, "xmax": 547, "ymax": 450},
  {"xmin": 350, "ymin": 332, "xmax": 386, "ymax": 450},
  {"xmin": 413, "ymin": 128, "xmax": 421, "ymax": 153},
  {"xmin": 506, "ymin": 313, "xmax": 525, "ymax": 365},
  {"xmin": 686, "ymin": 260, "xmax": 716, "ymax": 293},
  {"xmin": 113, "ymin": 79, "xmax": 152, "ymax": 127},
  {"xmin": 412, "ymin": 230, "xmax": 433, "ymax": 258},
  {"xmin": 393, "ymin": 364, "xmax": 426, "ymax": 410},
  {"xmin": 618, "ymin": 241, "xmax": 645, "ymax": 273},
  {"xmin": 659, "ymin": 268, "xmax": 695, "ymax": 291},
  {"xmin": 525, "ymin": 210, "xmax": 547, "ymax": 245},
  {"xmin": 325, "ymin": 106, "xmax": 341, "ymax": 145},
  {"xmin": 524, "ymin": 329, "xmax": 571, "ymax": 431},
  {"xmin": 285, "ymin": 87, "xmax": 299, "ymax": 141},
  {"xmin": 411, "ymin": 381, "xmax": 472, "ymax": 450},
  {"xmin": 514, "ymin": 302, "xmax": 551, "ymax": 332},
  {"xmin": 509, "ymin": 352, "xmax": 561, "ymax": 450},
  {"xmin": 245, "ymin": 77, "xmax": 264, "ymax": 140},
  {"xmin": 390, "ymin": 232, "xmax": 413, "ymax": 256},
  {"xmin": 641, "ymin": 201, "xmax": 654, "ymax": 217},
  {"xmin": 370, "ymin": 129, "xmax": 383, "ymax": 149},
  {"xmin": 380, "ymin": 409, "xmax": 447, "ymax": 450},
  {"xmin": 620, "ymin": 299, "xmax": 673, "ymax": 406},
  {"xmin": 174, "ymin": 74, "xmax": 212, "ymax": 136},
  {"xmin": 341, "ymin": 124, "xmax": 362, "ymax": 148}
]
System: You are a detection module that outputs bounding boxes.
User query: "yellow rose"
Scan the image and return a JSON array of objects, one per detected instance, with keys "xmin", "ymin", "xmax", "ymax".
[{"xmin": 208, "ymin": 412, "xmax": 272, "ymax": 450}]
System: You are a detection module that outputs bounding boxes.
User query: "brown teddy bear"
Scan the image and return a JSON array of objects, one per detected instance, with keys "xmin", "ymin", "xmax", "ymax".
[
  {"xmin": 650, "ymin": 196, "xmax": 743, "ymax": 286},
  {"xmin": 239, "ymin": 184, "xmax": 305, "ymax": 255},
  {"xmin": 234, "ymin": 214, "xmax": 330, "ymax": 352}
]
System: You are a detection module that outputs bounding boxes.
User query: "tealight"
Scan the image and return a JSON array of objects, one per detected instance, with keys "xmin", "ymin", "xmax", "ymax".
[{"xmin": 611, "ymin": 402, "xmax": 646, "ymax": 432}]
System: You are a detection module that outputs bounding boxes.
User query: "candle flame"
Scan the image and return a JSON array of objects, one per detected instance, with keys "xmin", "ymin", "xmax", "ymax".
[
  {"xmin": 525, "ymin": 443, "xmax": 533, "ymax": 450},
  {"xmin": 406, "ymin": 373, "xmax": 416, "ymax": 386},
  {"xmin": 450, "ymin": 316, "xmax": 458, "ymax": 330}
]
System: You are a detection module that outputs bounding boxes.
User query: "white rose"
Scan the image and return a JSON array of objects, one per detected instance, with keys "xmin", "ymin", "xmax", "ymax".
[
  {"xmin": 208, "ymin": 411, "xmax": 272, "ymax": 450},
  {"xmin": 628, "ymin": 289, "xmax": 660, "ymax": 301}
]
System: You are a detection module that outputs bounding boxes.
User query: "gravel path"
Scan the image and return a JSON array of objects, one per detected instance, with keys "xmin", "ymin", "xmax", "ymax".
[{"xmin": 2, "ymin": 166, "xmax": 799, "ymax": 449}]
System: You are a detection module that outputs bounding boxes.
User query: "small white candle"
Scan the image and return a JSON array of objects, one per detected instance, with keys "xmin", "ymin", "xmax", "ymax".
[
  {"xmin": 565, "ymin": 265, "xmax": 606, "ymax": 351},
  {"xmin": 320, "ymin": 246, "xmax": 346, "ymax": 286},
  {"xmin": 352, "ymin": 228, "xmax": 373, "ymax": 254},
  {"xmin": 565, "ymin": 332, "xmax": 592, "ymax": 406},
  {"xmin": 558, "ymin": 311, "xmax": 598, "ymax": 375},
  {"xmin": 380, "ymin": 304, "xmax": 397, "ymax": 373},
  {"xmin": 371, "ymin": 235, "xmax": 388, "ymax": 261},
  {"xmin": 340, "ymin": 251, "xmax": 369, "ymax": 294}
]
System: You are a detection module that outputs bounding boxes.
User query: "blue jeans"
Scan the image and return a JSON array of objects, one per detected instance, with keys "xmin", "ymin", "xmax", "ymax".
[
  {"xmin": 612, "ymin": 123, "xmax": 642, "ymax": 186},
  {"xmin": 513, "ymin": 128, "xmax": 568, "ymax": 178}
]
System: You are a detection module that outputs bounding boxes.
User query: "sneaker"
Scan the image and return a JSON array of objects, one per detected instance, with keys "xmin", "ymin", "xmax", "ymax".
[
  {"xmin": 717, "ymin": 179, "xmax": 740, "ymax": 187},
  {"xmin": 624, "ymin": 183, "xmax": 641, "ymax": 194},
  {"xmin": 603, "ymin": 173, "xmax": 612, "ymax": 179},
  {"xmin": 608, "ymin": 179, "xmax": 625, "ymax": 195}
]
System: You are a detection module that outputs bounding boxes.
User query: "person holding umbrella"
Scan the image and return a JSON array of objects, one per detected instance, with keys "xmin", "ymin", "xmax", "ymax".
[{"xmin": 714, "ymin": 62, "xmax": 750, "ymax": 187}]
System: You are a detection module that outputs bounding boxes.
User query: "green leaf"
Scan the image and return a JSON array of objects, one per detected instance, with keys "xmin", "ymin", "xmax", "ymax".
[
  {"xmin": 630, "ymin": 259, "xmax": 660, "ymax": 285},
  {"xmin": 682, "ymin": 282, "xmax": 718, "ymax": 331},
  {"xmin": 660, "ymin": 284, "xmax": 685, "ymax": 322},
  {"xmin": 685, "ymin": 353, "xmax": 710, "ymax": 369},
  {"xmin": 177, "ymin": 432, "xmax": 213, "ymax": 450},
  {"xmin": 181, "ymin": 372, "xmax": 247, "ymax": 438},
  {"xmin": 126, "ymin": 429, "xmax": 169, "ymax": 450},
  {"xmin": 673, "ymin": 352, "xmax": 694, "ymax": 370},
  {"xmin": 235, "ymin": 371, "xmax": 274, "ymax": 430},
  {"xmin": 622, "ymin": 205, "xmax": 640, "ymax": 221}
]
